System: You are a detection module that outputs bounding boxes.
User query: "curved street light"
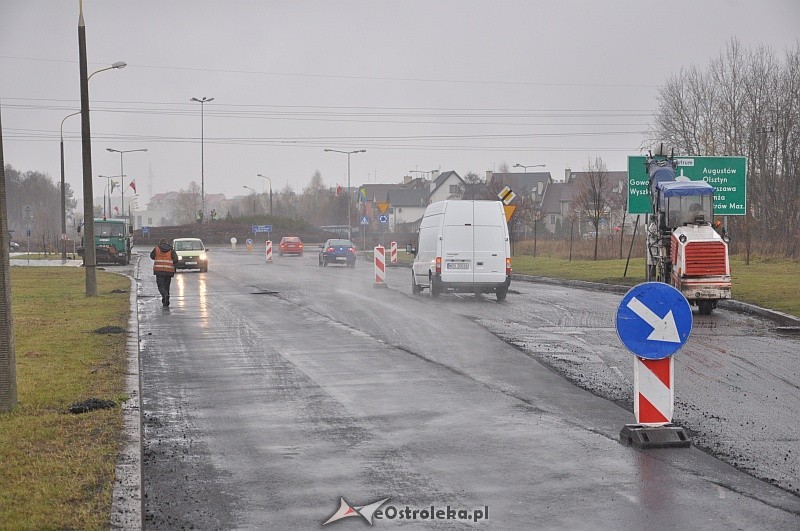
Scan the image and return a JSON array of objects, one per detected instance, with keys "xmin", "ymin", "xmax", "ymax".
[
  {"xmin": 97, "ymin": 175, "xmax": 121, "ymax": 218},
  {"xmin": 324, "ymin": 149, "xmax": 366, "ymax": 240},
  {"xmin": 87, "ymin": 61, "xmax": 126, "ymax": 81},
  {"xmin": 60, "ymin": 61, "xmax": 125, "ymax": 262},
  {"xmin": 513, "ymin": 163, "xmax": 545, "ymax": 172},
  {"xmin": 256, "ymin": 174, "xmax": 273, "ymax": 216},
  {"xmin": 243, "ymin": 185, "xmax": 257, "ymax": 215},
  {"xmin": 191, "ymin": 97, "xmax": 214, "ymax": 222}
]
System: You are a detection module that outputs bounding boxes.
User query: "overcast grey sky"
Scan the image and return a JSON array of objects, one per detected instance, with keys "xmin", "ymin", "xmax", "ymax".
[{"xmin": 1, "ymin": 0, "xmax": 799, "ymax": 205}]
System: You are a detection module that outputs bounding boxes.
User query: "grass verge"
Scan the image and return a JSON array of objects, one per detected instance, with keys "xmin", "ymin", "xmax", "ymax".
[
  {"xmin": 0, "ymin": 267, "xmax": 130, "ymax": 529},
  {"xmin": 511, "ymin": 254, "xmax": 800, "ymax": 317}
]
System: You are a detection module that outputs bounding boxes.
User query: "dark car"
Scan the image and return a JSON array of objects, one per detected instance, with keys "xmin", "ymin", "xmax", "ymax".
[
  {"xmin": 319, "ymin": 239, "xmax": 356, "ymax": 267},
  {"xmin": 279, "ymin": 236, "xmax": 304, "ymax": 256},
  {"xmin": 8, "ymin": 241, "xmax": 20, "ymax": 252}
]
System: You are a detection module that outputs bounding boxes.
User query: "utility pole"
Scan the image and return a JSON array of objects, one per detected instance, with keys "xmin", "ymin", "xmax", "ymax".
[{"xmin": 0, "ymin": 104, "xmax": 18, "ymax": 412}]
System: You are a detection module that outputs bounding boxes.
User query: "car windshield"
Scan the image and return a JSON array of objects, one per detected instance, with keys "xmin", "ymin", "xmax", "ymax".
[
  {"xmin": 327, "ymin": 240, "xmax": 353, "ymax": 248},
  {"xmin": 174, "ymin": 240, "xmax": 204, "ymax": 251},
  {"xmin": 283, "ymin": 237, "xmax": 301, "ymax": 243}
]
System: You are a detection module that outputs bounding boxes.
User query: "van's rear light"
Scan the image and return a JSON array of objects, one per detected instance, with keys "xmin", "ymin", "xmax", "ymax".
[
  {"xmin": 435, "ymin": 256, "xmax": 442, "ymax": 274},
  {"xmin": 348, "ymin": 247, "xmax": 355, "ymax": 253},
  {"xmin": 326, "ymin": 247, "xmax": 334, "ymax": 253},
  {"xmin": 506, "ymin": 257, "xmax": 512, "ymax": 275}
]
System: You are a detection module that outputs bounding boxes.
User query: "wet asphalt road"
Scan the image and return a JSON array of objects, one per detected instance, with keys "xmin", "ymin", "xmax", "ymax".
[{"xmin": 136, "ymin": 246, "xmax": 800, "ymax": 529}]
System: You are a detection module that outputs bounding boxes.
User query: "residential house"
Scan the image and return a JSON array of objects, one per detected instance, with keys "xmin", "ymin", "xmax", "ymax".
[
  {"xmin": 428, "ymin": 171, "xmax": 466, "ymax": 203},
  {"xmin": 388, "ymin": 188, "xmax": 428, "ymax": 233},
  {"xmin": 539, "ymin": 168, "xmax": 629, "ymax": 236}
]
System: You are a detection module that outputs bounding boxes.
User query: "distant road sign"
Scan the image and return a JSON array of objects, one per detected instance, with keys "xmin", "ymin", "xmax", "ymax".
[
  {"xmin": 498, "ymin": 186, "xmax": 516, "ymax": 205},
  {"xmin": 378, "ymin": 214, "xmax": 388, "ymax": 224},
  {"xmin": 142, "ymin": 226, "xmax": 150, "ymax": 236},
  {"xmin": 627, "ymin": 156, "xmax": 747, "ymax": 215},
  {"xmin": 616, "ymin": 282, "xmax": 692, "ymax": 360},
  {"xmin": 360, "ymin": 216, "xmax": 369, "ymax": 225},
  {"xmin": 252, "ymin": 224, "xmax": 272, "ymax": 233}
]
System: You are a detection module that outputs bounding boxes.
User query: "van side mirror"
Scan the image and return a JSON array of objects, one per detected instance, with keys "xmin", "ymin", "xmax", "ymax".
[{"xmin": 405, "ymin": 243, "xmax": 416, "ymax": 255}]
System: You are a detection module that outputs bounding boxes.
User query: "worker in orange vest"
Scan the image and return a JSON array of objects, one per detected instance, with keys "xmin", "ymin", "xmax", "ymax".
[{"xmin": 150, "ymin": 238, "xmax": 179, "ymax": 307}]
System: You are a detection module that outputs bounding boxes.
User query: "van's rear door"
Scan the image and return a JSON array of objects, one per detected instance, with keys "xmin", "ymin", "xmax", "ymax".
[
  {"xmin": 473, "ymin": 202, "xmax": 507, "ymax": 284},
  {"xmin": 441, "ymin": 202, "xmax": 474, "ymax": 283}
]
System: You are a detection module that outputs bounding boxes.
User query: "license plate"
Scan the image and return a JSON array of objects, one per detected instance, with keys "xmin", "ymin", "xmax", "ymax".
[
  {"xmin": 187, "ymin": 261, "xmax": 197, "ymax": 265},
  {"xmin": 447, "ymin": 262, "xmax": 469, "ymax": 270},
  {"xmin": 336, "ymin": 256, "xmax": 347, "ymax": 261}
]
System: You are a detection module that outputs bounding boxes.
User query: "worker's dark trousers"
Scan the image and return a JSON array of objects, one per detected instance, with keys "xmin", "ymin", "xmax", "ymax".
[{"xmin": 155, "ymin": 273, "xmax": 173, "ymax": 305}]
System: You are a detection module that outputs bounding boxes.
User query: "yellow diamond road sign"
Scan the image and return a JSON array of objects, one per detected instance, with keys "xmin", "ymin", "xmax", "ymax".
[{"xmin": 498, "ymin": 186, "xmax": 516, "ymax": 205}]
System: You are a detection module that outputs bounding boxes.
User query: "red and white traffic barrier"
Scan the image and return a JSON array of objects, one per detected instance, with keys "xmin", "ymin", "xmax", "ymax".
[
  {"xmin": 374, "ymin": 245, "xmax": 387, "ymax": 288},
  {"xmin": 390, "ymin": 241, "xmax": 397, "ymax": 265},
  {"xmin": 265, "ymin": 240, "xmax": 273, "ymax": 263},
  {"xmin": 634, "ymin": 356, "xmax": 673, "ymax": 425}
]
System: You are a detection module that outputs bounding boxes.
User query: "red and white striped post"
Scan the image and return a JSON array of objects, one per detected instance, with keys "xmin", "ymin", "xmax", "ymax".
[
  {"xmin": 374, "ymin": 245, "xmax": 387, "ymax": 288},
  {"xmin": 265, "ymin": 240, "xmax": 273, "ymax": 263},
  {"xmin": 390, "ymin": 241, "xmax": 397, "ymax": 265},
  {"xmin": 634, "ymin": 356, "xmax": 673, "ymax": 425}
]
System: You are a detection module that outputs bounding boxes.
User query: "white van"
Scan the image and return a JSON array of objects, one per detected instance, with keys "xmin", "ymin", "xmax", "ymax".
[{"xmin": 407, "ymin": 200, "xmax": 511, "ymax": 300}]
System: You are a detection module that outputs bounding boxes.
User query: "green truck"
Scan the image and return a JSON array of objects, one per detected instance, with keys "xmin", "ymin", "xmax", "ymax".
[{"xmin": 77, "ymin": 218, "xmax": 133, "ymax": 265}]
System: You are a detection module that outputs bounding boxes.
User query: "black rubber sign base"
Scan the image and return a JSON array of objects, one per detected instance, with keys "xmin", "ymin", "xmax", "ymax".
[{"xmin": 620, "ymin": 423, "xmax": 691, "ymax": 449}]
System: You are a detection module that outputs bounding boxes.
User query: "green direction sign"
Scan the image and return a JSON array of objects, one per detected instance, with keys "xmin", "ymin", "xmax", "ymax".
[{"xmin": 627, "ymin": 156, "xmax": 747, "ymax": 215}]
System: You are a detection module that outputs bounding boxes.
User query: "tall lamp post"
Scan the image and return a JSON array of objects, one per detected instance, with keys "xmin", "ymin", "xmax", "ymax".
[
  {"xmin": 61, "ymin": 63, "xmax": 126, "ymax": 262},
  {"xmin": 243, "ymin": 185, "xmax": 257, "ymax": 215},
  {"xmin": 106, "ymin": 147, "xmax": 147, "ymax": 219},
  {"xmin": 324, "ymin": 148, "xmax": 366, "ymax": 240},
  {"xmin": 191, "ymin": 96, "xmax": 214, "ymax": 222},
  {"xmin": 97, "ymin": 175, "xmax": 122, "ymax": 217},
  {"xmin": 513, "ymin": 163, "xmax": 545, "ymax": 172},
  {"xmin": 256, "ymin": 174, "xmax": 273, "ymax": 216},
  {"xmin": 59, "ymin": 111, "xmax": 80, "ymax": 261}
]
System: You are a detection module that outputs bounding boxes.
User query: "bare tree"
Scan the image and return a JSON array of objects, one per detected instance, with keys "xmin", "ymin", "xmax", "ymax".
[
  {"xmin": 651, "ymin": 38, "xmax": 800, "ymax": 257},
  {"xmin": 173, "ymin": 181, "xmax": 201, "ymax": 224},
  {"xmin": 573, "ymin": 157, "xmax": 610, "ymax": 260}
]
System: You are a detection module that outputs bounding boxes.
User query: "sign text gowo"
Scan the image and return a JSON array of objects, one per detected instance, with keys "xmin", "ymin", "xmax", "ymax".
[{"xmin": 627, "ymin": 156, "xmax": 747, "ymax": 215}]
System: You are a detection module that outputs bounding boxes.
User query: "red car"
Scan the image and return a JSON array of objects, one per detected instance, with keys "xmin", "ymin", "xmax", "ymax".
[{"xmin": 279, "ymin": 236, "xmax": 304, "ymax": 256}]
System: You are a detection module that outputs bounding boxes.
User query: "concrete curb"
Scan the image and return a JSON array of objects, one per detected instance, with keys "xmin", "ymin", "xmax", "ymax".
[{"xmin": 110, "ymin": 256, "xmax": 143, "ymax": 530}]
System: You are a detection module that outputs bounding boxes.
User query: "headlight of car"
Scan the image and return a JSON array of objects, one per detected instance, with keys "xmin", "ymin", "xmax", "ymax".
[{"xmin": 198, "ymin": 254, "xmax": 207, "ymax": 261}]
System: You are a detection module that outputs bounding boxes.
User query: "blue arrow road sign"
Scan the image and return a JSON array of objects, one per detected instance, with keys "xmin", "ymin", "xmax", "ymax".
[
  {"xmin": 615, "ymin": 282, "xmax": 692, "ymax": 360},
  {"xmin": 378, "ymin": 214, "xmax": 388, "ymax": 224}
]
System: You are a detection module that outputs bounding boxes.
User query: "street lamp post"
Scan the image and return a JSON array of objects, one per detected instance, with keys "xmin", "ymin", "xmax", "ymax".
[
  {"xmin": 106, "ymin": 148, "xmax": 147, "ymax": 220},
  {"xmin": 60, "ymin": 61, "xmax": 126, "ymax": 263},
  {"xmin": 256, "ymin": 174, "xmax": 273, "ymax": 216},
  {"xmin": 324, "ymin": 149, "xmax": 366, "ymax": 241},
  {"xmin": 243, "ymin": 185, "xmax": 257, "ymax": 215},
  {"xmin": 97, "ymin": 175, "xmax": 121, "ymax": 218},
  {"xmin": 191, "ymin": 97, "xmax": 214, "ymax": 223},
  {"xmin": 513, "ymin": 163, "xmax": 545, "ymax": 172},
  {"xmin": 60, "ymin": 111, "xmax": 80, "ymax": 261}
]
